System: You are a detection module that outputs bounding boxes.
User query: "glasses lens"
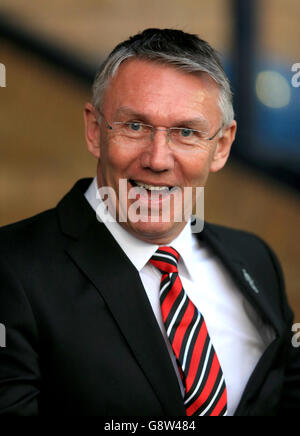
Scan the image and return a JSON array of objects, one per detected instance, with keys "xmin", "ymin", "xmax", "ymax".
[
  {"xmin": 170, "ymin": 128, "xmax": 202, "ymax": 146},
  {"xmin": 113, "ymin": 122, "xmax": 152, "ymax": 140}
]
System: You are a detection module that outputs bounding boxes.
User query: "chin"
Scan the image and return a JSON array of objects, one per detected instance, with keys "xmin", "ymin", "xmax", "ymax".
[{"xmin": 126, "ymin": 219, "xmax": 186, "ymax": 245}]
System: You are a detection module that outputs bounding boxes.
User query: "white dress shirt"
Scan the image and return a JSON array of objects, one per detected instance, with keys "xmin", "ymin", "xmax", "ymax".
[{"xmin": 85, "ymin": 177, "xmax": 273, "ymax": 416}]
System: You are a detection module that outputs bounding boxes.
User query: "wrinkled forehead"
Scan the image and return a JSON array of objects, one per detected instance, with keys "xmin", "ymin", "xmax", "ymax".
[{"xmin": 102, "ymin": 58, "xmax": 222, "ymax": 126}]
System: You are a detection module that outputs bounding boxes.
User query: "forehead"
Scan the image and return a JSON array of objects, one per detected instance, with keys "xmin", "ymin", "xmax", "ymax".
[{"xmin": 102, "ymin": 58, "xmax": 221, "ymax": 125}]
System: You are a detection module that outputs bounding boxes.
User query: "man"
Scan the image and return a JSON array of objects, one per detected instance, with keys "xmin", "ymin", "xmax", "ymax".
[{"xmin": 0, "ymin": 29, "xmax": 299, "ymax": 416}]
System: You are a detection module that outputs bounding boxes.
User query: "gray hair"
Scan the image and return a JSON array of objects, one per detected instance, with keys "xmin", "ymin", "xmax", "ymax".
[{"xmin": 92, "ymin": 29, "xmax": 234, "ymax": 127}]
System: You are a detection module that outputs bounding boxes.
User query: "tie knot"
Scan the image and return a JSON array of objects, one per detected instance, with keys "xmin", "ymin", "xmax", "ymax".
[{"xmin": 150, "ymin": 246, "xmax": 179, "ymax": 274}]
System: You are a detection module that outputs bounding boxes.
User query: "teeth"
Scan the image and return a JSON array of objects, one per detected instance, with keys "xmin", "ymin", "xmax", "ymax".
[{"xmin": 135, "ymin": 181, "xmax": 170, "ymax": 191}]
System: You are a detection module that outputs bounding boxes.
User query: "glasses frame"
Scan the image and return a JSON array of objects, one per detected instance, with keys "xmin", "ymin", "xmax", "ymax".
[{"xmin": 98, "ymin": 111, "xmax": 223, "ymax": 145}]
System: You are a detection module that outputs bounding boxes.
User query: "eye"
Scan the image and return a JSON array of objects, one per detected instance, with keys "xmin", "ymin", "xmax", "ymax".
[
  {"xmin": 128, "ymin": 122, "xmax": 142, "ymax": 131},
  {"xmin": 179, "ymin": 128, "xmax": 194, "ymax": 138}
]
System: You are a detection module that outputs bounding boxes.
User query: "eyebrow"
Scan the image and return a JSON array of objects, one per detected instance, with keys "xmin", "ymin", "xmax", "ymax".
[
  {"xmin": 115, "ymin": 107, "xmax": 146, "ymax": 121},
  {"xmin": 114, "ymin": 106, "xmax": 210, "ymax": 131}
]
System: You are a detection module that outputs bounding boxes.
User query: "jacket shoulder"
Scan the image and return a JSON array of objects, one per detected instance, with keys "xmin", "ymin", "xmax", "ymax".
[
  {"xmin": 206, "ymin": 221, "xmax": 267, "ymax": 244},
  {"xmin": 0, "ymin": 209, "xmax": 59, "ymax": 257},
  {"xmin": 205, "ymin": 222, "xmax": 280, "ymax": 263}
]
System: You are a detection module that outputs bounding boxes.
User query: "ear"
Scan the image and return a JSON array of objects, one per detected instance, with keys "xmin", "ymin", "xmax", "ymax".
[
  {"xmin": 209, "ymin": 120, "xmax": 237, "ymax": 173},
  {"xmin": 84, "ymin": 102, "xmax": 101, "ymax": 159}
]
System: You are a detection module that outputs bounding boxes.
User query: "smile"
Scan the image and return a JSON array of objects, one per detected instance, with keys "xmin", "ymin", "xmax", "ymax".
[{"xmin": 130, "ymin": 179, "xmax": 175, "ymax": 192}]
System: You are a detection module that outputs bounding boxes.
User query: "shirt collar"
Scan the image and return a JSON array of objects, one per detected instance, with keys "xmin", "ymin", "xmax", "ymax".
[{"xmin": 85, "ymin": 177, "xmax": 195, "ymax": 278}]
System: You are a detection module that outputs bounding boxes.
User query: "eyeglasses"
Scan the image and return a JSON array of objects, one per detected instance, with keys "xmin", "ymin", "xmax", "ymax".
[{"xmin": 98, "ymin": 112, "xmax": 223, "ymax": 151}]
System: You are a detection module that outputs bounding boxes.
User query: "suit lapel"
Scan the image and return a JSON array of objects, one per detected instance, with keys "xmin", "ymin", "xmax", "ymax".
[
  {"xmin": 198, "ymin": 222, "xmax": 284, "ymax": 336},
  {"xmin": 57, "ymin": 180, "xmax": 186, "ymax": 416},
  {"xmin": 198, "ymin": 221, "xmax": 286, "ymax": 415}
]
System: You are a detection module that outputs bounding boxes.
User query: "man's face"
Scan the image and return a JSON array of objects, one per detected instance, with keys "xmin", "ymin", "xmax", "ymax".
[{"xmin": 84, "ymin": 59, "xmax": 236, "ymax": 244}]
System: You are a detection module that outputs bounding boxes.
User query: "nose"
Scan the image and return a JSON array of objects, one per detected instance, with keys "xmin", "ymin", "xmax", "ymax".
[{"xmin": 140, "ymin": 129, "xmax": 175, "ymax": 172}]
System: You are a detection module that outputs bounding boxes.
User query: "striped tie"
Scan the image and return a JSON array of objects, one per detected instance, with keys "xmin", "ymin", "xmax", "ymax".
[{"xmin": 150, "ymin": 246, "xmax": 227, "ymax": 417}]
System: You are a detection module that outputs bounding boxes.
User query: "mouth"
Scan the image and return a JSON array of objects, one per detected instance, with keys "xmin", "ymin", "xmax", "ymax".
[
  {"xmin": 129, "ymin": 179, "xmax": 176, "ymax": 192},
  {"xmin": 126, "ymin": 178, "xmax": 182, "ymax": 220}
]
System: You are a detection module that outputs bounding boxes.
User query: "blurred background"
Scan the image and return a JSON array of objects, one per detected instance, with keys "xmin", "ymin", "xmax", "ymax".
[{"xmin": 0, "ymin": 0, "xmax": 299, "ymax": 319}]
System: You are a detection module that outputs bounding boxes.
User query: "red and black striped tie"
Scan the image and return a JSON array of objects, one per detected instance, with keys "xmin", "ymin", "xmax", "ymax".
[{"xmin": 150, "ymin": 246, "xmax": 227, "ymax": 416}]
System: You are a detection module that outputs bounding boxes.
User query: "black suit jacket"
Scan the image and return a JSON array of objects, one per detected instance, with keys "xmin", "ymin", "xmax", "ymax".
[{"xmin": 0, "ymin": 178, "xmax": 299, "ymax": 416}]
